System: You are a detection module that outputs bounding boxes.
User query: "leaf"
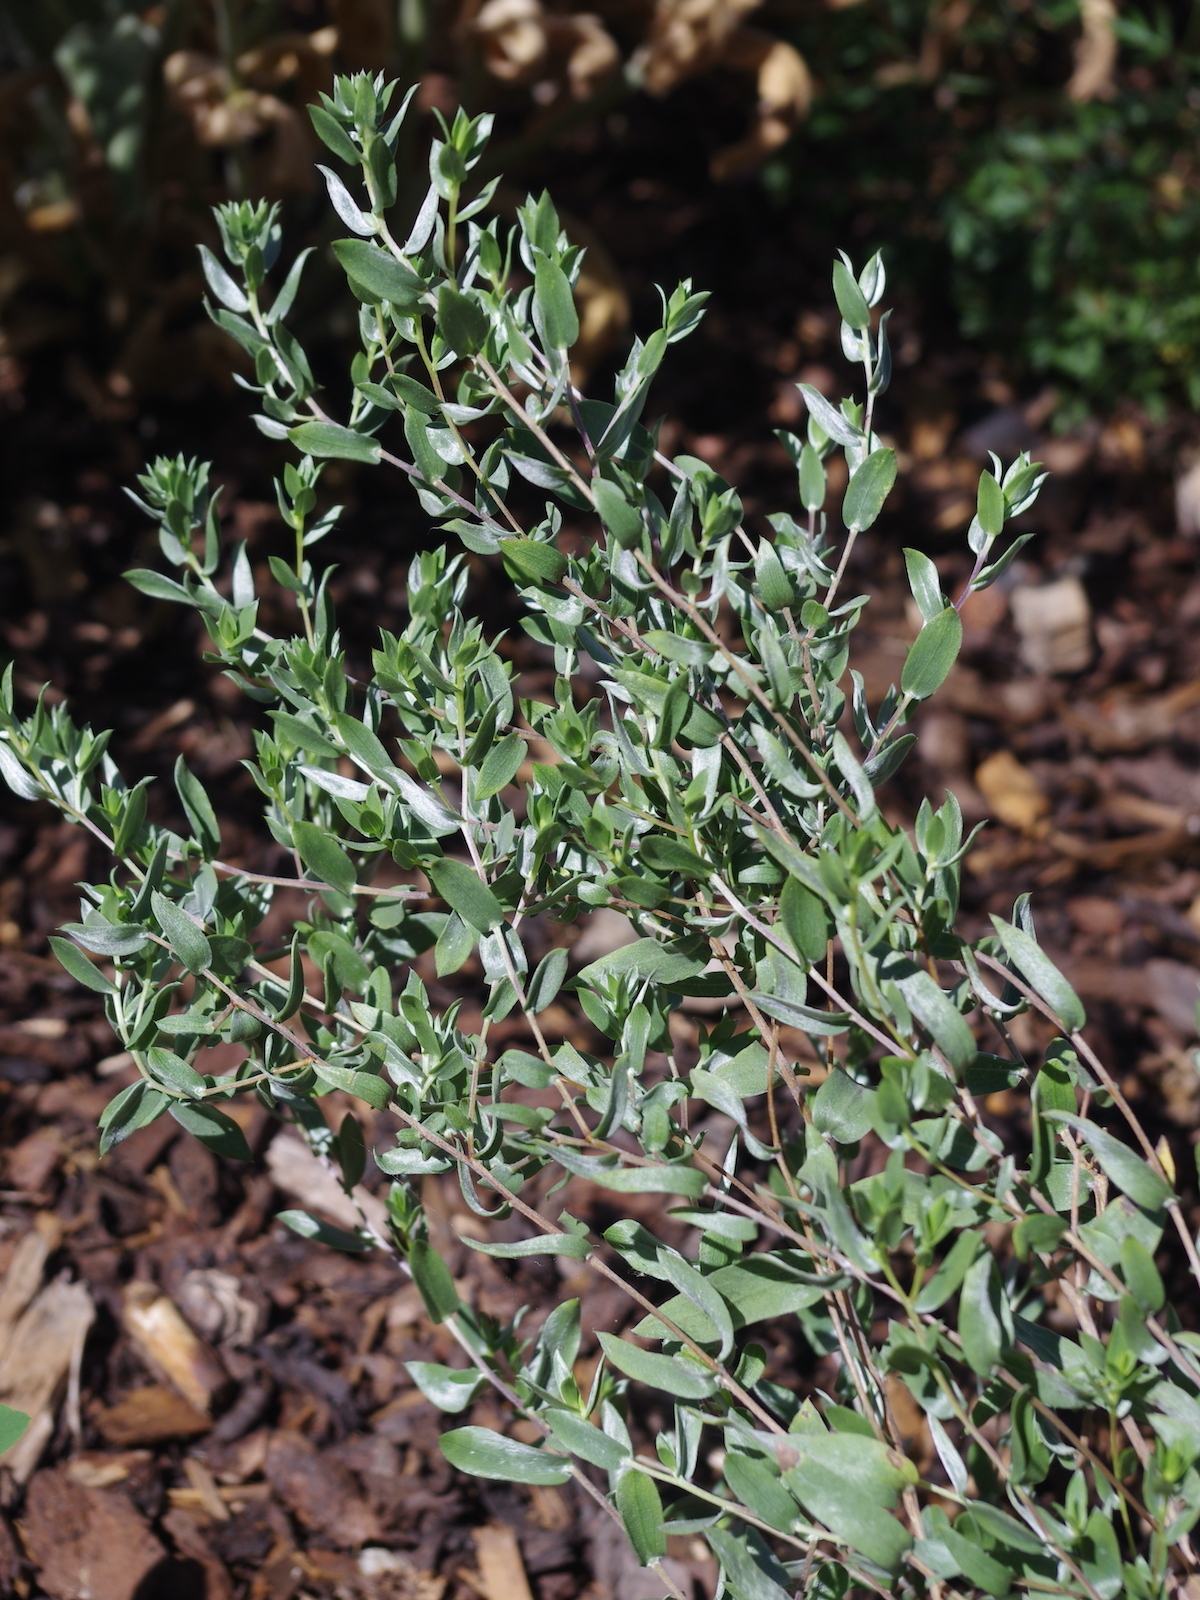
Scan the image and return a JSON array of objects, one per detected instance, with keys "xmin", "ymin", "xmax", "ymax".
[
  {"xmin": 98, "ymin": 1080, "xmax": 170, "ymax": 1155},
  {"xmin": 812, "ymin": 1069, "xmax": 877, "ymax": 1143},
  {"xmin": 904, "ymin": 547, "xmax": 944, "ymax": 623},
  {"xmin": 314, "ymin": 1061, "xmax": 392, "ymax": 1111},
  {"xmin": 977, "ymin": 470, "xmax": 1006, "ymax": 537},
  {"xmin": 831, "ymin": 730, "xmax": 876, "ymax": 822},
  {"xmin": 405, "ymin": 1361, "xmax": 486, "ymax": 1413},
  {"xmin": 62, "ymin": 920, "xmax": 149, "ymax": 957},
  {"xmin": 660, "ymin": 1252, "xmax": 735, "ymax": 1359},
  {"xmin": 48, "ymin": 935, "xmax": 115, "ymax": 995},
  {"xmin": 198, "ymin": 244, "xmax": 248, "ymax": 313},
  {"xmin": 318, "ymin": 166, "xmax": 374, "ymax": 234},
  {"xmin": 427, "ymin": 857, "xmax": 504, "ymax": 933},
  {"xmin": 545, "ymin": 1408, "xmax": 628, "ymax": 1470},
  {"xmin": 592, "ymin": 479, "xmax": 643, "ymax": 549},
  {"xmin": 151, "ymin": 890, "xmax": 211, "ymax": 975},
  {"xmin": 462, "ymin": 1230, "xmax": 589, "ymax": 1260},
  {"xmin": 832, "ymin": 258, "xmax": 871, "ymax": 329},
  {"xmin": 616, "ymin": 1469, "xmax": 667, "ymax": 1564},
  {"xmin": 989, "ymin": 916, "xmax": 1086, "ymax": 1032},
  {"xmin": 892, "ymin": 967, "xmax": 976, "ymax": 1073},
  {"xmin": 308, "ymin": 103, "xmax": 359, "ymax": 165},
  {"xmin": 440, "ymin": 1427, "xmax": 572, "ymax": 1485},
  {"xmin": 123, "ymin": 568, "xmax": 194, "ymax": 605},
  {"xmin": 797, "ymin": 385, "xmax": 861, "ymax": 448},
  {"xmin": 437, "ymin": 284, "xmax": 489, "ymax": 355},
  {"xmin": 597, "ymin": 1333, "xmax": 717, "ymax": 1398},
  {"xmin": 278, "ymin": 1209, "xmax": 371, "ymax": 1253},
  {"xmin": 0, "ymin": 1405, "xmax": 29, "ymax": 1455},
  {"xmin": 1045, "ymin": 1113, "xmax": 1174, "ymax": 1211},
  {"xmin": 526, "ymin": 947, "xmax": 568, "ymax": 1013},
  {"xmin": 958, "ymin": 1252, "xmax": 1005, "ymax": 1376},
  {"xmin": 331, "ymin": 238, "xmax": 424, "ymax": 309},
  {"xmin": 288, "ymin": 421, "xmax": 382, "ymax": 466},
  {"xmin": 0, "ymin": 741, "xmax": 41, "ymax": 801},
  {"xmin": 174, "ymin": 756, "xmax": 220, "ymax": 857},
  {"xmin": 169, "ymin": 1100, "xmax": 252, "ymax": 1161},
  {"xmin": 901, "ymin": 606, "xmax": 963, "ymax": 701},
  {"xmin": 578, "ymin": 938, "xmax": 707, "ymax": 988},
  {"xmin": 336, "ymin": 1111, "xmax": 367, "ymax": 1190},
  {"xmin": 780, "ymin": 878, "xmax": 828, "ymax": 965},
  {"xmin": 927, "ymin": 1414, "xmax": 969, "ymax": 1497},
  {"xmin": 640, "ymin": 836, "xmax": 709, "ymax": 877},
  {"xmin": 746, "ymin": 992, "xmax": 851, "ymax": 1036},
  {"xmin": 395, "ymin": 771, "xmax": 460, "ymax": 834},
  {"xmin": 409, "ymin": 1238, "xmax": 460, "ymax": 1323},
  {"xmin": 293, "ymin": 821, "xmax": 356, "ymax": 895},
  {"xmin": 842, "ymin": 447, "xmax": 897, "ymax": 533},
  {"xmin": 706, "ymin": 1527, "xmax": 792, "ymax": 1600},
  {"xmin": 705, "ymin": 1255, "xmax": 825, "ymax": 1327},
  {"xmin": 499, "ymin": 531, "xmax": 569, "ymax": 588},
  {"xmin": 913, "ymin": 1229, "xmax": 981, "ymax": 1313},
  {"xmin": 918, "ymin": 1509, "xmax": 1015, "ymax": 1597},
  {"xmin": 474, "ymin": 733, "xmax": 524, "ymax": 799},
  {"xmin": 1121, "ymin": 1234, "xmax": 1165, "ymax": 1313},
  {"xmin": 551, "ymin": 1149, "xmax": 707, "ymax": 1198},
  {"xmin": 145, "ymin": 1047, "xmax": 206, "ymax": 1097},
  {"xmin": 723, "ymin": 1452, "xmax": 798, "ymax": 1533},
  {"xmin": 783, "ymin": 1434, "xmax": 913, "ymax": 1572},
  {"xmin": 534, "ymin": 255, "xmax": 578, "ymax": 349}
]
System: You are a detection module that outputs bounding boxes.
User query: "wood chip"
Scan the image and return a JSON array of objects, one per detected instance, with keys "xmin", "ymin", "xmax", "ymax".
[
  {"xmin": 122, "ymin": 1281, "xmax": 228, "ymax": 1413},
  {"xmin": 1010, "ymin": 575, "xmax": 1092, "ymax": 676},
  {"xmin": 0, "ymin": 1275, "xmax": 93, "ymax": 1482},
  {"xmin": 0, "ymin": 1215, "xmax": 59, "ymax": 1341},
  {"xmin": 93, "ymin": 1384, "xmax": 211, "ymax": 1447},
  {"xmin": 66, "ymin": 1451, "xmax": 152, "ymax": 1489},
  {"xmin": 473, "ymin": 1523, "xmax": 535, "ymax": 1600},
  {"xmin": 975, "ymin": 750, "xmax": 1050, "ymax": 835},
  {"xmin": 21, "ymin": 1466, "xmax": 166, "ymax": 1600},
  {"xmin": 184, "ymin": 1454, "xmax": 231, "ymax": 1520}
]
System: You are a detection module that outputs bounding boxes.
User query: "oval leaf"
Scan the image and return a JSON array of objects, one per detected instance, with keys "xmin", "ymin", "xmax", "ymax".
[
  {"xmin": 616, "ymin": 1469, "xmax": 667, "ymax": 1564},
  {"xmin": 440, "ymin": 1426, "xmax": 572, "ymax": 1485},
  {"xmin": 901, "ymin": 605, "xmax": 963, "ymax": 701},
  {"xmin": 288, "ymin": 421, "xmax": 382, "ymax": 465},
  {"xmin": 293, "ymin": 821, "xmax": 357, "ymax": 895},
  {"xmin": 169, "ymin": 1100, "xmax": 252, "ymax": 1161},
  {"xmin": 842, "ymin": 447, "xmax": 897, "ymax": 534},
  {"xmin": 597, "ymin": 1332, "xmax": 717, "ymax": 1399},
  {"xmin": 427, "ymin": 857, "xmax": 504, "ymax": 933},
  {"xmin": 151, "ymin": 891, "xmax": 211, "ymax": 975}
]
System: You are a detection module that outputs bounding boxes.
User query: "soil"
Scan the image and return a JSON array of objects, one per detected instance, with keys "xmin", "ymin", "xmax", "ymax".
[{"xmin": 0, "ymin": 62, "xmax": 1199, "ymax": 1600}]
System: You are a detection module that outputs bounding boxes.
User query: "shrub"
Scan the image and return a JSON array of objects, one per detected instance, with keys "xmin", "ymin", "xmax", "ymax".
[{"xmin": 4, "ymin": 72, "xmax": 1199, "ymax": 1600}]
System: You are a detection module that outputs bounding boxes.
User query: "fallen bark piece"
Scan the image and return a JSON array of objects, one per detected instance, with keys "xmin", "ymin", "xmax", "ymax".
[
  {"xmin": 66, "ymin": 1450, "xmax": 153, "ymax": 1489},
  {"xmin": 263, "ymin": 1429, "xmax": 381, "ymax": 1548},
  {"xmin": 6, "ymin": 1128, "xmax": 62, "ymax": 1193},
  {"xmin": 93, "ymin": 1384, "xmax": 212, "ymax": 1447},
  {"xmin": 123, "ymin": 1281, "xmax": 229, "ymax": 1413},
  {"xmin": 175, "ymin": 1268, "xmax": 265, "ymax": 1348},
  {"xmin": 474, "ymin": 1523, "xmax": 536, "ymax": 1600},
  {"xmin": 1010, "ymin": 574, "xmax": 1092, "ymax": 676},
  {"xmin": 21, "ymin": 1466, "xmax": 167, "ymax": 1600},
  {"xmin": 0, "ymin": 1275, "xmax": 93, "ymax": 1482},
  {"xmin": 0, "ymin": 1215, "xmax": 60, "ymax": 1342},
  {"xmin": 975, "ymin": 750, "xmax": 1050, "ymax": 835},
  {"xmin": 265, "ymin": 1129, "xmax": 389, "ymax": 1239}
]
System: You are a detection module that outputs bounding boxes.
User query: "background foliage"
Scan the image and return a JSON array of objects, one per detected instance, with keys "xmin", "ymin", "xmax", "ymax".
[{"xmin": 2, "ymin": 0, "xmax": 1199, "ymax": 418}]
